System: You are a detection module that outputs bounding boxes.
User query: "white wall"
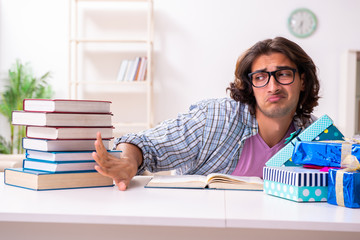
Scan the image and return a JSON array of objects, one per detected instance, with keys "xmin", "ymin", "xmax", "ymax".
[{"xmin": 1, "ymin": 0, "xmax": 360, "ymax": 139}]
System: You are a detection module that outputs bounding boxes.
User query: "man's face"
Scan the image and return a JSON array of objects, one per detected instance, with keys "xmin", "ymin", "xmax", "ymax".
[{"xmin": 251, "ymin": 53, "xmax": 304, "ymax": 119}]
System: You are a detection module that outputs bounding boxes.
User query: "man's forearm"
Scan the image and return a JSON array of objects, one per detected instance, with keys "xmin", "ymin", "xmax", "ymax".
[{"xmin": 116, "ymin": 143, "xmax": 144, "ymax": 170}]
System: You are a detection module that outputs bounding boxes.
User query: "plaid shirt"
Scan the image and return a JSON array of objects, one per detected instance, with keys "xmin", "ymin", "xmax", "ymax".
[{"xmin": 114, "ymin": 98, "xmax": 314, "ymax": 175}]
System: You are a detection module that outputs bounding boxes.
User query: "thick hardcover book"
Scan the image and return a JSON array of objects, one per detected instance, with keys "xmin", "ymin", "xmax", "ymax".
[
  {"xmin": 145, "ymin": 173, "xmax": 263, "ymax": 191},
  {"xmin": 23, "ymin": 99, "xmax": 111, "ymax": 113},
  {"xmin": 23, "ymin": 159, "xmax": 97, "ymax": 173},
  {"xmin": 26, "ymin": 149, "xmax": 121, "ymax": 161},
  {"xmin": 22, "ymin": 138, "xmax": 110, "ymax": 151},
  {"xmin": 26, "ymin": 126, "xmax": 114, "ymax": 139},
  {"xmin": 4, "ymin": 168, "xmax": 114, "ymax": 191},
  {"xmin": 12, "ymin": 111, "xmax": 113, "ymax": 127}
]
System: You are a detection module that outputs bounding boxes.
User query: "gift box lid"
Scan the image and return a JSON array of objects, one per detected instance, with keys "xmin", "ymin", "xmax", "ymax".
[
  {"xmin": 266, "ymin": 115, "xmax": 344, "ymax": 167},
  {"xmin": 291, "ymin": 141, "xmax": 358, "ymax": 167},
  {"xmin": 263, "ymin": 166, "xmax": 328, "ymax": 187}
]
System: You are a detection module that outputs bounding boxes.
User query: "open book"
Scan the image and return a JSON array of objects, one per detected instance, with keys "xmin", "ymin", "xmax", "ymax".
[{"xmin": 145, "ymin": 173, "xmax": 263, "ymax": 191}]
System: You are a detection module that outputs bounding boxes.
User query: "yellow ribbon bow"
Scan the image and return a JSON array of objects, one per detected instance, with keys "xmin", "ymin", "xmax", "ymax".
[{"xmin": 335, "ymin": 154, "xmax": 360, "ymax": 207}]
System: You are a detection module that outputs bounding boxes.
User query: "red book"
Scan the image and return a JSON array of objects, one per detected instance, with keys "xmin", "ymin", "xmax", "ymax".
[
  {"xmin": 22, "ymin": 138, "xmax": 111, "ymax": 152},
  {"xmin": 26, "ymin": 126, "xmax": 114, "ymax": 140},
  {"xmin": 23, "ymin": 99, "xmax": 111, "ymax": 113},
  {"xmin": 12, "ymin": 111, "xmax": 113, "ymax": 127}
]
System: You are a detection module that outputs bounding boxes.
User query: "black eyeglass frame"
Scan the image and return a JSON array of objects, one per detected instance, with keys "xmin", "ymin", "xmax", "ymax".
[{"xmin": 247, "ymin": 67, "xmax": 297, "ymax": 88}]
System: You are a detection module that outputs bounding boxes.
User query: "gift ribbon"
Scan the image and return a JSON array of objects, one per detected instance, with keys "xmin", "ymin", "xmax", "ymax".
[
  {"xmin": 340, "ymin": 142, "xmax": 352, "ymax": 166},
  {"xmin": 335, "ymin": 154, "xmax": 360, "ymax": 207},
  {"xmin": 284, "ymin": 128, "xmax": 302, "ymax": 145}
]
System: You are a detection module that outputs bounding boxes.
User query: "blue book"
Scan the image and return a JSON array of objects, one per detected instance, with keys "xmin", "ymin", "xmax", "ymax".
[
  {"xmin": 25, "ymin": 149, "xmax": 121, "ymax": 161},
  {"xmin": 23, "ymin": 158, "xmax": 97, "ymax": 173},
  {"xmin": 4, "ymin": 168, "xmax": 114, "ymax": 191}
]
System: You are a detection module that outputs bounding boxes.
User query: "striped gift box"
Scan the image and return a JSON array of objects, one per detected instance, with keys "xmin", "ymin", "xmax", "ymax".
[
  {"xmin": 263, "ymin": 166, "xmax": 328, "ymax": 186},
  {"xmin": 263, "ymin": 166, "xmax": 328, "ymax": 202}
]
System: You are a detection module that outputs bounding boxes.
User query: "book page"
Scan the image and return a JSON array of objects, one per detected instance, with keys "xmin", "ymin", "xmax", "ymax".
[
  {"xmin": 145, "ymin": 175, "xmax": 207, "ymax": 188},
  {"xmin": 206, "ymin": 173, "xmax": 263, "ymax": 190},
  {"xmin": 207, "ymin": 182, "xmax": 263, "ymax": 190},
  {"xmin": 206, "ymin": 173, "xmax": 263, "ymax": 185}
]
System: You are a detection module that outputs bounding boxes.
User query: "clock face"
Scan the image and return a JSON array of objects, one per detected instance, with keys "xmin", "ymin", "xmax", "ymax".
[{"xmin": 288, "ymin": 8, "xmax": 317, "ymax": 38}]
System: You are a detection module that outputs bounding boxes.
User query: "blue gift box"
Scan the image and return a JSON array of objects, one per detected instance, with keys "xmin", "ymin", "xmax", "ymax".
[
  {"xmin": 327, "ymin": 169, "xmax": 360, "ymax": 208},
  {"xmin": 292, "ymin": 141, "xmax": 360, "ymax": 167},
  {"xmin": 263, "ymin": 166, "xmax": 328, "ymax": 202},
  {"xmin": 266, "ymin": 115, "xmax": 344, "ymax": 167}
]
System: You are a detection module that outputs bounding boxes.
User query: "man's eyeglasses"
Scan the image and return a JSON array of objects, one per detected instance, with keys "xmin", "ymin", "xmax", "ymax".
[{"xmin": 248, "ymin": 68, "xmax": 297, "ymax": 88}]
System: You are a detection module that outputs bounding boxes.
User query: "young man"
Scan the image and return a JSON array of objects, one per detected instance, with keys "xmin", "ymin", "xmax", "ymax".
[{"xmin": 93, "ymin": 37, "xmax": 320, "ymax": 191}]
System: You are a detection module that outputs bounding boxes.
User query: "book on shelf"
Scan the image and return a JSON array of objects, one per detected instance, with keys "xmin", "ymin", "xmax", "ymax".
[
  {"xmin": 12, "ymin": 111, "xmax": 113, "ymax": 127},
  {"xmin": 137, "ymin": 57, "xmax": 147, "ymax": 81},
  {"xmin": 124, "ymin": 59, "xmax": 135, "ymax": 81},
  {"xmin": 26, "ymin": 149, "xmax": 121, "ymax": 162},
  {"xmin": 4, "ymin": 168, "xmax": 114, "ymax": 191},
  {"xmin": 23, "ymin": 99, "xmax": 111, "ymax": 113},
  {"xmin": 23, "ymin": 158, "xmax": 97, "ymax": 173},
  {"xmin": 116, "ymin": 60, "xmax": 129, "ymax": 82},
  {"xmin": 145, "ymin": 173, "xmax": 264, "ymax": 191},
  {"xmin": 26, "ymin": 126, "xmax": 114, "ymax": 140},
  {"xmin": 129, "ymin": 57, "xmax": 141, "ymax": 81},
  {"xmin": 22, "ymin": 138, "xmax": 110, "ymax": 152},
  {"xmin": 133, "ymin": 57, "xmax": 143, "ymax": 81}
]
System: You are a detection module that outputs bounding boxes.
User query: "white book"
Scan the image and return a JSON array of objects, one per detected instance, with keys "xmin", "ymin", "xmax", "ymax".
[
  {"xmin": 124, "ymin": 59, "xmax": 135, "ymax": 81},
  {"xmin": 26, "ymin": 149, "xmax": 121, "ymax": 162},
  {"xmin": 22, "ymin": 138, "xmax": 110, "ymax": 151},
  {"xmin": 145, "ymin": 173, "xmax": 263, "ymax": 191},
  {"xmin": 23, "ymin": 159, "xmax": 97, "ymax": 173},
  {"xmin": 129, "ymin": 57, "xmax": 141, "ymax": 81},
  {"xmin": 12, "ymin": 111, "xmax": 113, "ymax": 127},
  {"xmin": 138, "ymin": 57, "xmax": 148, "ymax": 81},
  {"xmin": 23, "ymin": 99, "xmax": 111, "ymax": 113},
  {"xmin": 116, "ymin": 60, "xmax": 129, "ymax": 82},
  {"xmin": 26, "ymin": 126, "xmax": 114, "ymax": 139}
]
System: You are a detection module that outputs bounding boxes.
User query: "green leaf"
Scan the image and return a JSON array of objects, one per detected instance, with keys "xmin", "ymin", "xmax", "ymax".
[
  {"xmin": 0, "ymin": 135, "xmax": 11, "ymax": 154},
  {"xmin": 0, "ymin": 59, "xmax": 54, "ymax": 154}
]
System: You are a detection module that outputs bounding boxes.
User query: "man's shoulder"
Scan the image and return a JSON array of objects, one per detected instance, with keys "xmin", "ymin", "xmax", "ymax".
[
  {"xmin": 189, "ymin": 98, "xmax": 255, "ymax": 127},
  {"xmin": 190, "ymin": 97, "xmax": 246, "ymax": 111}
]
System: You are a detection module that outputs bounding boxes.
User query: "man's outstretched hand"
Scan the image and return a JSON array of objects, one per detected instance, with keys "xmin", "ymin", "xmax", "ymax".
[{"xmin": 92, "ymin": 132, "xmax": 143, "ymax": 191}]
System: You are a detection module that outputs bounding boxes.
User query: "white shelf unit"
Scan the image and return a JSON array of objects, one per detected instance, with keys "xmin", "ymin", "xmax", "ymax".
[
  {"xmin": 68, "ymin": 0, "xmax": 154, "ymax": 136},
  {"xmin": 339, "ymin": 50, "xmax": 360, "ymax": 137}
]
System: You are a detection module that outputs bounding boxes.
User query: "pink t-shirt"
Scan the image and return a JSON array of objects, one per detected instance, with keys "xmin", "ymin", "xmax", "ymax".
[{"xmin": 231, "ymin": 123, "xmax": 295, "ymax": 178}]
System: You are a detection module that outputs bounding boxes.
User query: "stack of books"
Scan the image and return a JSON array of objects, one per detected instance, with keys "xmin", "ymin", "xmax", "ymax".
[{"xmin": 4, "ymin": 99, "xmax": 119, "ymax": 191}]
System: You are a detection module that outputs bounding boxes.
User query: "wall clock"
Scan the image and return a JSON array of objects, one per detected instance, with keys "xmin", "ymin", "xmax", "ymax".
[{"xmin": 288, "ymin": 8, "xmax": 317, "ymax": 38}]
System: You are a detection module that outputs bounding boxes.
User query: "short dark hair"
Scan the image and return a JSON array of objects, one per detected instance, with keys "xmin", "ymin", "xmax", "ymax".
[{"xmin": 227, "ymin": 37, "xmax": 320, "ymax": 125}]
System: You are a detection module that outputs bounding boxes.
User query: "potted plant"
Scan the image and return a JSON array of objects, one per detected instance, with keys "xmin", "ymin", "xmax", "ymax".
[{"xmin": 0, "ymin": 59, "xmax": 53, "ymax": 157}]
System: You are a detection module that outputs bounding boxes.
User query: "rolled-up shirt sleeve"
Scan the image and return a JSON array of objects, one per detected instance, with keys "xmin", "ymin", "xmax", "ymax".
[{"xmin": 113, "ymin": 102, "xmax": 207, "ymax": 175}]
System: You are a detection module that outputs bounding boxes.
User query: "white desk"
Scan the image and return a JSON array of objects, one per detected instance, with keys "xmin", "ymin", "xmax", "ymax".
[{"xmin": 0, "ymin": 174, "xmax": 359, "ymax": 240}]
